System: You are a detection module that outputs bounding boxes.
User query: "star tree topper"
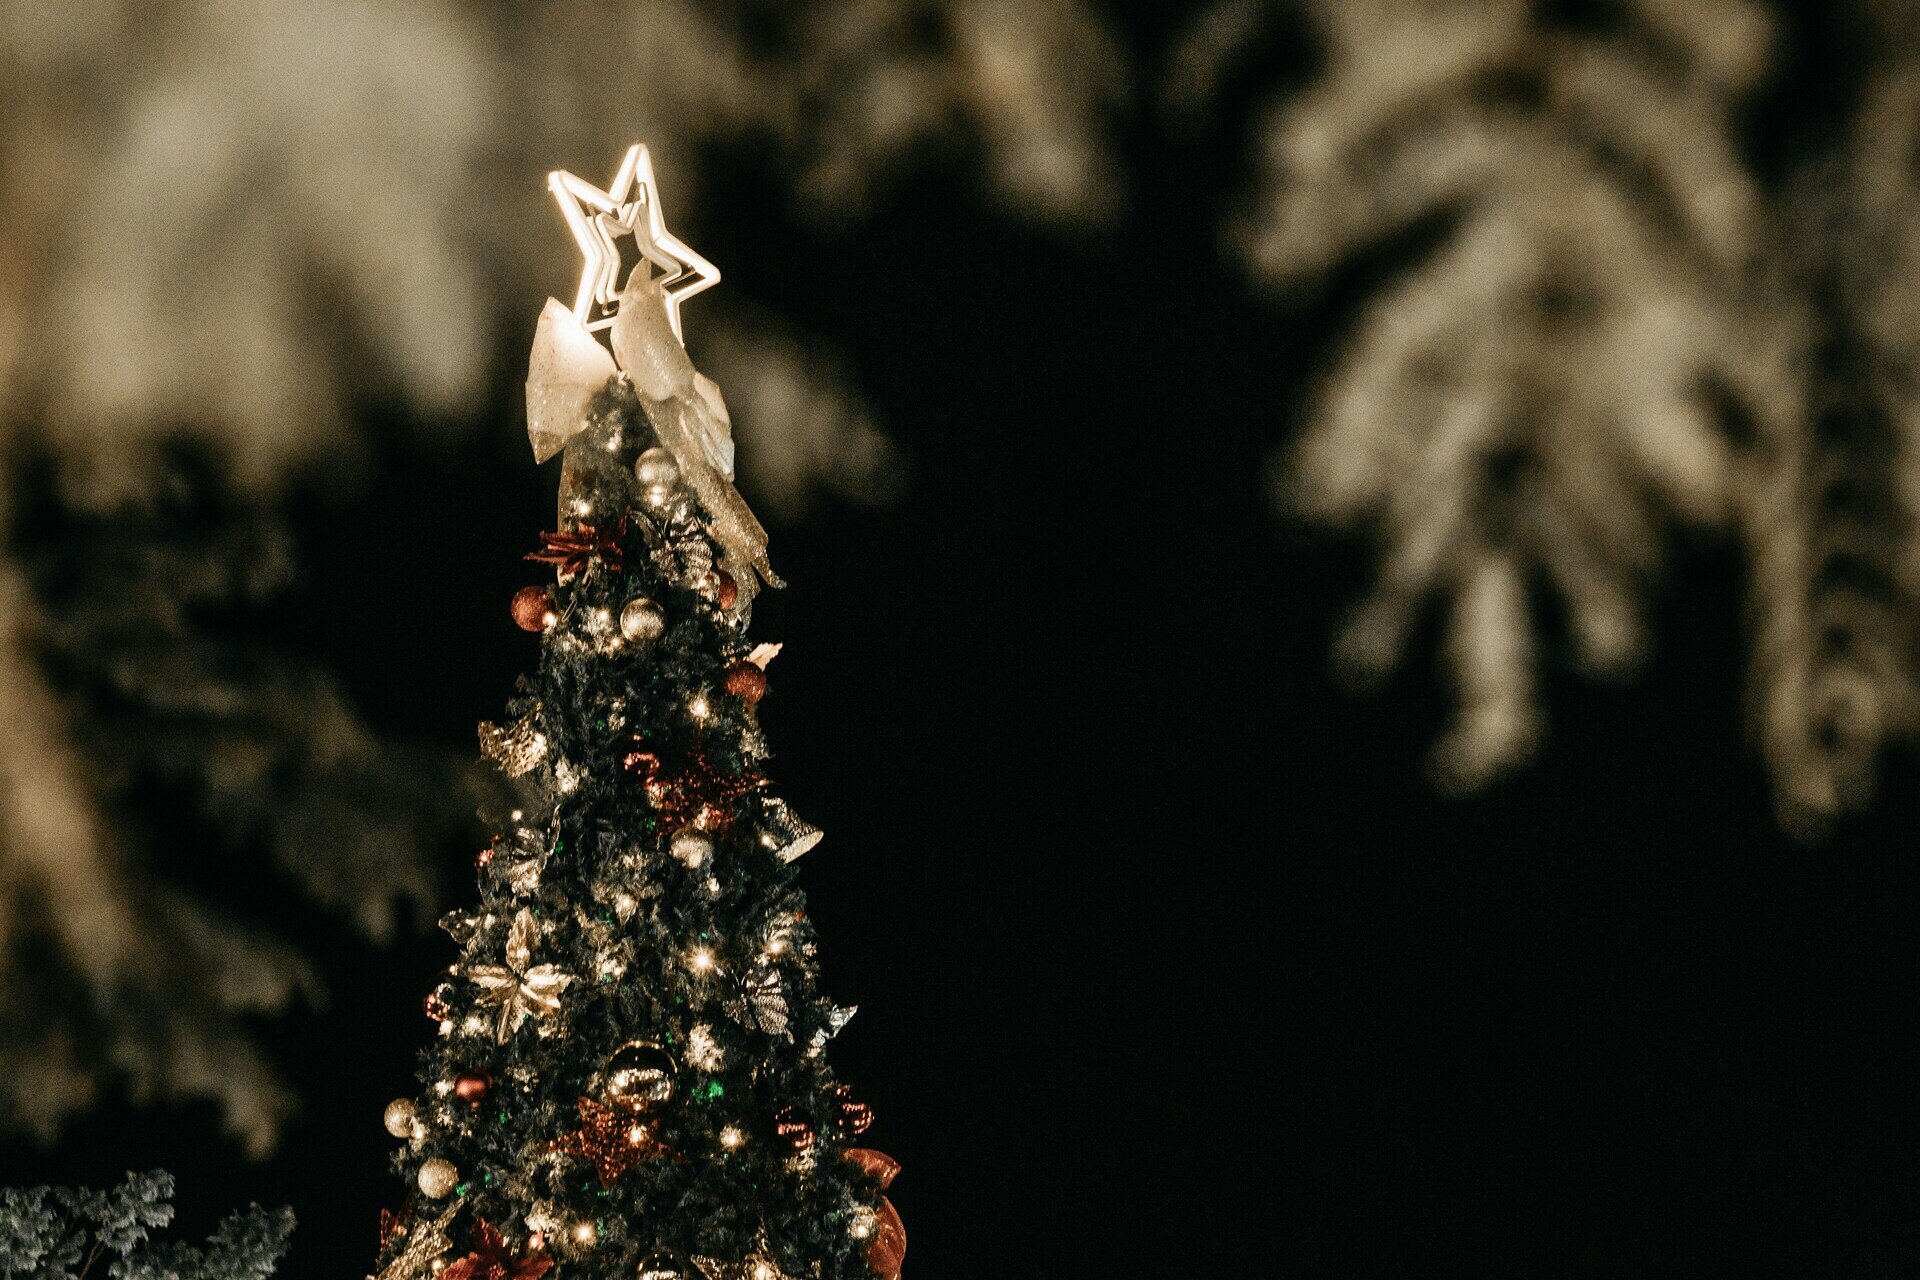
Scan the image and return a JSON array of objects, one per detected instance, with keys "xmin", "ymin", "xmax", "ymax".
[{"xmin": 548, "ymin": 144, "xmax": 719, "ymax": 341}]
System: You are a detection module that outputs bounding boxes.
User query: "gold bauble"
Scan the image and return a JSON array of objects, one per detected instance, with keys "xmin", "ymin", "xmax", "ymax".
[
  {"xmin": 384, "ymin": 1097, "xmax": 419, "ymax": 1139},
  {"xmin": 603, "ymin": 1040, "xmax": 677, "ymax": 1113}
]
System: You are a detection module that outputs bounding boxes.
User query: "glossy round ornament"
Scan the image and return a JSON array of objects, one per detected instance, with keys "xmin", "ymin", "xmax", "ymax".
[
  {"xmin": 715, "ymin": 570, "xmax": 739, "ymax": 610},
  {"xmin": 832, "ymin": 1084, "xmax": 874, "ymax": 1136},
  {"xmin": 603, "ymin": 1041, "xmax": 677, "ymax": 1113},
  {"xmin": 637, "ymin": 1251, "xmax": 684, "ymax": 1280},
  {"xmin": 619, "ymin": 597, "xmax": 667, "ymax": 643},
  {"xmin": 511, "ymin": 585, "xmax": 556, "ymax": 632},
  {"xmin": 723, "ymin": 660, "xmax": 767, "ymax": 704},
  {"xmin": 454, "ymin": 1071, "xmax": 492, "ymax": 1105},
  {"xmin": 773, "ymin": 1106, "xmax": 816, "ymax": 1152},
  {"xmin": 416, "ymin": 1156, "xmax": 458, "ymax": 1198},
  {"xmin": 383, "ymin": 1097, "xmax": 418, "ymax": 1139},
  {"xmin": 635, "ymin": 447, "xmax": 679, "ymax": 490}
]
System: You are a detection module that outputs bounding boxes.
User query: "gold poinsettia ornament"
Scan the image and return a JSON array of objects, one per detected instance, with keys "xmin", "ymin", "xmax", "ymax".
[{"xmin": 467, "ymin": 909, "xmax": 574, "ymax": 1040}]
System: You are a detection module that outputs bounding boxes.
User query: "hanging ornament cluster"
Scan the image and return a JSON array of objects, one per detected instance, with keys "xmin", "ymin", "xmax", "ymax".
[{"xmin": 466, "ymin": 909, "xmax": 575, "ymax": 1040}]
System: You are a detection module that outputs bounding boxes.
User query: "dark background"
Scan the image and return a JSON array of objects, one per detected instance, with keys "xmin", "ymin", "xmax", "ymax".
[{"xmin": 9, "ymin": 5, "xmax": 1920, "ymax": 1277}]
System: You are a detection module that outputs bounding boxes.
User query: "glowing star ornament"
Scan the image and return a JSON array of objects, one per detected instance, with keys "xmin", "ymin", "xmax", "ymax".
[{"xmin": 548, "ymin": 144, "xmax": 719, "ymax": 341}]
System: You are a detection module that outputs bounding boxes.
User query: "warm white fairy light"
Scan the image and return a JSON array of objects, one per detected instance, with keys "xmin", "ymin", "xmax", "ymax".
[
  {"xmin": 627, "ymin": 1123, "xmax": 650, "ymax": 1147},
  {"xmin": 614, "ymin": 891, "xmax": 638, "ymax": 917},
  {"xmin": 570, "ymin": 1219, "xmax": 597, "ymax": 1247},
  {"xmin": 720, "ymin": 1125, "xmax": 744, "ymax": 1149},
  {"xmin": 434, "ymin": 1079, "xmax": 453, "ymax": 1096},
  {"xmin": 849, "ymin": 1207, "xmax": 877, "ymax": 1240},
  {"xmin": 598, "ymin": 953, "xmax": 626, "ymax": 980},
  {"xmin": 569, "ymin": 498, "xmax": 593, "ymax": 518},
  {"xmin": 689, "ymin": 696, "xmax": 709, "ymax": 720},
  {"xmin": 751, "ymin": 1261, "xmax": 776, "ymax": 1280},
  {"xmin": 689, "ymin": 946, "xmax": 717, "ymax": 973},
  {"xmin": 706, "ymin": 874, "xmax": 722, "ymax": 896},
  {"xmin": 461, "ymin": 1014, "xmax": 486, "ymax": 1035},
  {"xmin": 438, "ymin": 1019, "xmax": 454, "ymax": 1037}
]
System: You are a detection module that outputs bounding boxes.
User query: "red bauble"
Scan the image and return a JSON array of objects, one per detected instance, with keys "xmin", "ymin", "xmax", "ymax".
[
  {"xmin": 723, "ymin": 661, "xmax": 767, "ymax": 705},
  {"xmin": 454, "ymin": 1071, "xmax": 492, "ymax": 1105},
  {"xmin": 833, "ymin": 1085, "xmax": 874, "ymax": 1136},
  {"xmin": 715, "ymin": 571, "xmax": 739, "ymax": 610},
  {"xmin": 773, "ymin": 1106, "xmax": 816, "ymax": 1152},
  {"xmin": 511, "ymin": 585, "xmax": 555, "ymax": 632}
]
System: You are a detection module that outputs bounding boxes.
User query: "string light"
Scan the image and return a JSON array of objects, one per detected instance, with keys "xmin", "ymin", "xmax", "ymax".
[
  {"xmin": 434, "ymin": 1079, "xmax": 454, "ymax": 1096},
  {"xmin": 688, "ymin": 947, "xmax": 716, "ymax": 973},
  {"xmin": 689, "ymin": 696, "xmax": 709, "ymax": 720},
  {"xmin": 720, "ymin": 1126, "xmax": 744, "ymax": 1150}
]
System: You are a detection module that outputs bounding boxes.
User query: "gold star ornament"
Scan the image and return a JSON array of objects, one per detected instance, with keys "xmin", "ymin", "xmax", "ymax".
[{"xmin": 548, "ymin": 144, "xmax": 719, "ymax": 342}]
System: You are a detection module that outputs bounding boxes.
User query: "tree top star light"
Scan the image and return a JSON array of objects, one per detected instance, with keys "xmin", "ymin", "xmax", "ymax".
[{"xmin": 549, "ymin": 144, "xmax": 720, "ymax": 341}]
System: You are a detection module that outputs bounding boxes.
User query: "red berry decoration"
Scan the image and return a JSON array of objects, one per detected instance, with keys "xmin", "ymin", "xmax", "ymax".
[
  {"xmin": 423, "ymin": 984, "xmax": 452, "ymax": 1022},
  {"xmin": 511, "ymin": 585, "xmax": 555, "ymax": 632},
  {"xmin": 723, "ymin": 660, "xmax": 767, "ymax": 705},
  {"xmin": 454, "ymin": 1071, "xmax": 492, "ymax": 1105},
  {"xmin": 715, "ymin": 570, "xmax": 738, "ymax": 610},
  {"xmin": 773, "ymin": 1106, "xmax": 816, "ymax": 1152}
]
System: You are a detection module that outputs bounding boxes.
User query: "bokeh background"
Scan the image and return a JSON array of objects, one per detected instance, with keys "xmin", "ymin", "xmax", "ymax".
[{"xmin": 6, "ymin": 0, "xmax": 1920, "ymax": 1274}]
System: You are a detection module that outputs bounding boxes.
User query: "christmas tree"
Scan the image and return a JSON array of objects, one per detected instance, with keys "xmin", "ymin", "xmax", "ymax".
[{"xmin": 372, "ymin": 146, "xmax": 903, "ymax": 1280}]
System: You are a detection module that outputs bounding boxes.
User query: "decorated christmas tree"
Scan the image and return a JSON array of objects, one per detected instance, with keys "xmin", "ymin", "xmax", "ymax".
[{"xmin": 372, "ymin": 146, "xmax": 904, "ymax": 1280}]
